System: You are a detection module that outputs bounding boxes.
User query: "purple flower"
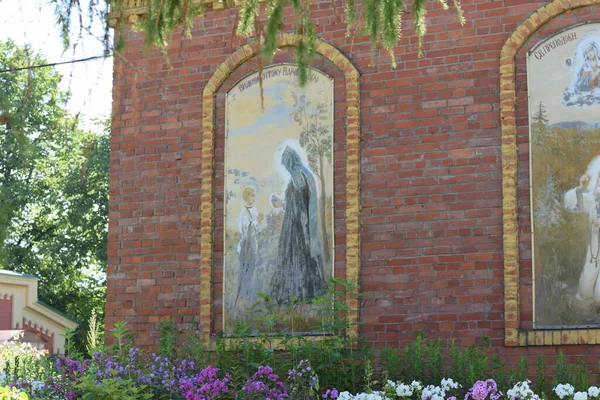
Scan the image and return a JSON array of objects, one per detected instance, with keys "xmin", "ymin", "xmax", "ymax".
[
  {"xmin": 287, "ymin": 360, "xmax": 319, "ymax": 400},
  {"xmin": 324, "ymin": 388, "xmax": 339, "ymax": 399},
  {"xmin": 66, "ymin": 391, "xmax": 78, "ymax": 400},
  {"xmin": 243, "ymin": 366, "xmax": 288, "ymax": 400},
  {"xmin": 179, "ymin": 365, "xmax": 232, "ymax": 400},
  {"xmin": 465, "ymin": 380, "xmax": 502, "ymax": 400}
]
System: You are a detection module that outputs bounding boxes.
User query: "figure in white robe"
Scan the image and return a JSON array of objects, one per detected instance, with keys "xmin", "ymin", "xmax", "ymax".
[
  {"xmin": 234, "ymin": 186, "xmax": 264, "ymax": 309},
  {"xmin": 563, "ymin": 173, "xmax": 600, "ymax": 303}
]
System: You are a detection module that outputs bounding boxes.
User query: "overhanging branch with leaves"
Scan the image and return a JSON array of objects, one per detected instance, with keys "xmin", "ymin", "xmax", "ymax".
[{"xmin": 63, "ymin": 0, "xmax": 465, "ymax": 86}]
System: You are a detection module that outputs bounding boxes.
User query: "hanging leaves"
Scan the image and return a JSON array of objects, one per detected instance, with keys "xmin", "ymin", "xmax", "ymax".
[{"xmin": 70, "ymin": 0, "xmax": 466, "ymax": 86}]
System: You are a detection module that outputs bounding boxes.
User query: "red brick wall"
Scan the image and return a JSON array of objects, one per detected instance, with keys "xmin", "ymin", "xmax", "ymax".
[
  {"xmin": 106, "ymin": 0, "xmax": 600, "ymax": 364},
  {"xmin": 0, "ymin": 295, "xmax": 12, "ymax": 330}
]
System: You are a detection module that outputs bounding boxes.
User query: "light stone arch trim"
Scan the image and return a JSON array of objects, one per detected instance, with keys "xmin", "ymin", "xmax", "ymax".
[
  {"xmin": 200, "ymin": 33, "xmax": 361, "ymax": 341},
  {"xmin": 501, "ymin": 0, "xmax": 600, "ymax": 347}
]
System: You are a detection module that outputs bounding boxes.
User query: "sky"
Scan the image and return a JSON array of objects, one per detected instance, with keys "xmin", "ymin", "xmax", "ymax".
[{"xmin": 0, "ymin": 0, "xmax": 113, "ymax": 126}]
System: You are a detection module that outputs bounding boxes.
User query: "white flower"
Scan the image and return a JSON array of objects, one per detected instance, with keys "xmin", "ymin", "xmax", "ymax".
[
  {"xmin": 589, "ymin": 387, "xmax": 600, "ymax": 398},
  {"xmin": 338, "ymin": 391, "xmax": 355, "ymax": 400},
  {"xmin": 354, "ymin": 391, "xmax": 385, "ymax": 400},
  {"xmin": 575, "ymin": 392, "xmax": 589, "ymax": 400},
  {"xmin": 555, "ymin": 384, "xmax": 576, "ymax": 399},
  {"xmin": 422, "ymin": 385, "xmax": 445, "ymax": 400},
  {"xmin": 411, "ymin": 381, "xmax": 423, "ymax": 391},
  {"xmin": 370, "ymin": 392, "xmax": 385, "ymax": 400},
  {"xmin": 508, "ymin": 380, "xmax": 539, "ymax": 400},
  {"xmin": 441, "ymin": 378, "xmax": 459, "ymax": 391},
  {"xmin": 397, "ymin": 384, "xmax": 414, "ymax": 397}
]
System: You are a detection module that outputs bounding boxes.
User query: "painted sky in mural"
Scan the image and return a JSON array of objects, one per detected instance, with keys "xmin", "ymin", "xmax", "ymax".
[
  {"xmin": 529, "ymin": 23, "xmax": 600, "ymax": 328},
  {"xmin": 224, "ymin": 64, "xmax": 334, "ymax": 333}
]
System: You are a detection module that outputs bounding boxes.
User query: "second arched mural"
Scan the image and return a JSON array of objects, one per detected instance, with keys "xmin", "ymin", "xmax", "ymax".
[{"xmin": 529, "ymin": 22, "xmax": 600, "ymax": 328}]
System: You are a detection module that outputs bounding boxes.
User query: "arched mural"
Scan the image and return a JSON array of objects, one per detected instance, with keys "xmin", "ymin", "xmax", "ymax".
[
  {"xmin": 223, "ymin": 64, "xmax": 335, "ymax": 332},
  {"xmin": 528, "ymin": 23, "xmax": 600, "ymax": 328}
]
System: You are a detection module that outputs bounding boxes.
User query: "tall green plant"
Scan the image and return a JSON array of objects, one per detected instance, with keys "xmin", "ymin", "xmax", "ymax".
[
  {"xmin": 380, "ymin": 345, "xmax": 401, "ymax": 381},
  {"xmin": 535, "ymin": 354, "xmax": 548, "ymax": 397},
  {"xmin": 448, "ymin": 338, "xmax": 490, "ymax": 388},
  {"xmin": 110, "ymin": 321, "xmax": 136, "ymax": 365},
  {"xmin": 86, "ymin": 309, "xmax": 104, "ymax": 357},
  {"xmin": 427, "ymin": 338, "xmax": 443, "ymax": 384},
  {"xmin": 489, "ymin": 355, "xmax": 508, "ymax": 393},
  {"xmin": 158, "ymin": 318, "xmax": 177, "ymax": 360},
  {"xmin": 403, "ymin": 331, "xmax": 426, "ymax": 383}
]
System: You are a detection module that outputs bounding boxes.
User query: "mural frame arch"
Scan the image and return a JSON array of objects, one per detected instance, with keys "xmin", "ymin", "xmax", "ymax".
[
  {"xmin": 501, "ymin": 0, "xmax": 600, "ymax": 346},
  {"xmin": 200, "ymin": 34, "xmax": 361, "ymax": 342}
]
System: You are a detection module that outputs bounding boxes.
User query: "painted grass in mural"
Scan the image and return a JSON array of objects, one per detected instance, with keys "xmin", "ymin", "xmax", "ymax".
[
  {"xmin": 224, "ymin": 64, "xmax": 334, "ymax": 333},
  {"xmin": 529, "ymin": 23, "xmax": 600, "ymax": 328}
]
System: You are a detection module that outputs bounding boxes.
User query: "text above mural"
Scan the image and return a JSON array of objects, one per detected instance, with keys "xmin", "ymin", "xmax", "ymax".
[
  {"xmin": 531, "ymin": 31, "xmax": 578, "ymax": 60},
  {"xmin": 236, "ymin": 66, "xmax": 321, "ymax": 92},
  {"xmin": 224, "ymin": 64, "xmax": 334, "ymax": 334},
  {"xmin": 528, "ymin": 23, "xmax": 600, "ymax": 329}
]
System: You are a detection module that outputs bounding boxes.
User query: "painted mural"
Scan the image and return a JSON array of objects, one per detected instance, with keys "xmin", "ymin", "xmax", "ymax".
[
  {"xmin": 224, "ymin": 64, "xmax": 334, "ymax": 333},
  {"xmin": 529, "ymin": 23, "xmax": 600, "ymax": 328}
]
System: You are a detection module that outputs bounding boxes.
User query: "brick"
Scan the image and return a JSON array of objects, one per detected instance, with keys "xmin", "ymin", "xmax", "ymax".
[{"xmin": 106, "ymin": 0, "xmax": 600, "ymax": 362}]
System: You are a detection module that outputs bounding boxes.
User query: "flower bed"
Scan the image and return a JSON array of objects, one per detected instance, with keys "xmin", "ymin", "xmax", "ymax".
[
  {"xmin": 1, "ymin": 287, "xmax": 598, "ymax": 400},
  {"xmin": 3, "ymin": 335, "xmax": 600, "ymax": 400}
]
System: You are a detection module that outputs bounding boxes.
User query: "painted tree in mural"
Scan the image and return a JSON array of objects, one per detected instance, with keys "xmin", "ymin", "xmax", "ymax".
[
  {"xmin": 531, "ymin": 101, "xmax": 550, "ymax": 146},
  {"xmin": 535, "ymin": 170, "xmax": 565, "ymax": 230},
  {"xmin": 291, "ymin": 92, "xmax": 332, "ymax": 266}
]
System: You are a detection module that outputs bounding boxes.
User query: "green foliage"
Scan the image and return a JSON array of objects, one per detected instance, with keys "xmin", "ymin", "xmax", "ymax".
[
  {"xmin": 59, "ymin": 0, "xmax": 465, "ymax": 87},
  {"xmin": 141, "ymin": 0, "xmax": 206, "ymax": 51},
  {"xmin": 535, "ymin": 354, "xmax": 547, "ymax": 396},
  {"xmin": 110, "ymin": 321, "xmax": 136, "ymax": 362},
  {"xmin": 206, "ymin": 278, "xmax": 368, "ymax": 393},
  {"xmin": 403, "ymin": 331, "xmax": 426, "ymax": 383},
  {"xmin": 0, "ymin": 338, "xmax": 47, "ymax": 386},
  {"xmin": 363, "ymin": 358, "xmax": 377, "ymax": 393},
  {"xmin": 380, "ymin": 344, "xmax": 402, "ymax": 382},
  {"xmin": 86, "ymin": 309, "xmax": 104, "ymax": 356},
  {"xmin": 551, "ymin": 352, "xmax": 592, "ymax": 392},
  {"xmin": 0, "ymin": 40, "xmax": 66, "ymax": 261},
  {"xmin": 445, "ymin": 337, "xmax": 490, "ymax": 389},
  {"xmin": 516, "ymin": 356, "xmax": 529, "ymax": 383},
  {"xmin": 489, "ymin": 355, "xmax": 508, "ymax": 391},
  {"xmin": 77, "ymin": 375, "xmax": 152, "ymax": 400},
  {"xmin": 0, "ymin": 40, "xmax": 109, "ymax": 355},
  {"xmin": 64, "ymin": 327, "xmax": 84, "ymax": 360},
  {"xmin": 8, "ymin": 310, "xmax": 600, "ymax": 400},
  {"xmin": 426, "ymin": 338, "xmax": 443, "ymax": 384},
  {"xmin": 0, "ymin": 386, "xmax": 28, "ymax": 400},
  {"xmin": 158, "ymin": 318, "xmax": 178, "ymax": 360}
]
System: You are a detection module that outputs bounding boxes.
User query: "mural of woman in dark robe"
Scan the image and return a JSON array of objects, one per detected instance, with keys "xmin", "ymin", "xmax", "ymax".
[{"xmin": 269, "ymin": 146, "xmax": 328, "ymax": 304}]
